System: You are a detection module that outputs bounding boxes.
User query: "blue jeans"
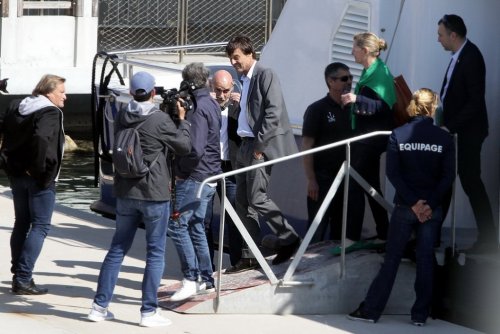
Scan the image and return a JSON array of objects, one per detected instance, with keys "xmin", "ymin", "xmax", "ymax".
[
  {"xmin": 94, "ymin": 198, "xmax": 169, "ymax": 314},
  {"xmin": 168, "ymin": 178, "xmax": 216, "ymax": 285},
  {"xmin": 9, "ymin": 175, "xmax": 56, "ymax": 284},
  {"xmin": 361, "ymin": 205, "xmax": 442, "ymax": 322}
]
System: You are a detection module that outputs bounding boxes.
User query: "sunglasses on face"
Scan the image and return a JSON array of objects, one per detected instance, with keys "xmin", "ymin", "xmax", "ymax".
[{"xmin": 331, "ymin": 75, "xmax": 353, "ymax": 82}]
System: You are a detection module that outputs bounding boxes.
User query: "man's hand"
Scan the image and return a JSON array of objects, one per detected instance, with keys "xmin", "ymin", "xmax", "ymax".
[
  {"xmin": 176, "ymin": 99, "xmax": 186, "ymax": 120},
  {"xmin": 341, "ymin": 92, "xmax": 356, "ymax": 106},
  {"xmin": 411, "ymin": 199, "xmax": 433, "ymax": 223},
  {"xmin": 253, "ymin": 151, "xmax": 263, "ymax": 160},
  {"xmin": 230, "ymin": 92, "xmax": 241, "ymax": 104},
  {"xmin": 307, "ymin": 179, "xmax": 319, "ymax": 201}
]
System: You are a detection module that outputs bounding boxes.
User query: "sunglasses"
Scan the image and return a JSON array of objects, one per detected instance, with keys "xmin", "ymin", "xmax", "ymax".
[{"xmin": 331, "ymin": 75, "xmax": 353, "ymax": 82}]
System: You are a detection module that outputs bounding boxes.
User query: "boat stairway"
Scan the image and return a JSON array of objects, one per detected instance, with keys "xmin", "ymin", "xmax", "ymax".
[{"xmin": 158, "ymin": 240, "xmax": 416, "ymax": 315}]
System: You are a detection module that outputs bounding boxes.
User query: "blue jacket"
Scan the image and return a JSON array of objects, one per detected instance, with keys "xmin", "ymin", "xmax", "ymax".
[
  {"xmin": 386, "ymin": 116, "xmax": 455, "ymax": 209},
  {"xmin": 175, "ymin": 87, "xmax": 221, "ymax": 181}
]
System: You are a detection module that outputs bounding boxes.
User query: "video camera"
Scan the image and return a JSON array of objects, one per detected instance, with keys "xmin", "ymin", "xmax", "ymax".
[{"xmin": 159, "ymin": 80, "xmax": 195, "ymax": 123}]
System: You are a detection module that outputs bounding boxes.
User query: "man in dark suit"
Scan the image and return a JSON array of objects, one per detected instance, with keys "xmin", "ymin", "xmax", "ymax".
[
  {"xmin": 224, "ymin": 35, "xmax": 300, "ymax": 273},
  {"xmin": 437, "ymin": 14, "xmax": 497, "ymax": 253}
]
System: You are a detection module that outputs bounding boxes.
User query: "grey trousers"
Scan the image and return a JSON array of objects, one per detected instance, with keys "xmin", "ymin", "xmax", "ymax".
[{"xmin": 235, "ymin": 139, "xmax": 299, "ymax": 258}]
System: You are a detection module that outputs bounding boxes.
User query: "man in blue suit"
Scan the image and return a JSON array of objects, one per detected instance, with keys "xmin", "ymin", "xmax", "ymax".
[
  {"xmin": 437, "ymin": 14, "xmax": 497, "ymax": 253},
  {"xmin": 224, "ymin": 35, "xmax": 300, "ymax": 273}
]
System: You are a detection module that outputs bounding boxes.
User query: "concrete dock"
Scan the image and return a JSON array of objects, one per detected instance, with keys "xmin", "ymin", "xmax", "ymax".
[{"xmin": 0, "ymin": 186, "xmax": 483, "ymax": 334}]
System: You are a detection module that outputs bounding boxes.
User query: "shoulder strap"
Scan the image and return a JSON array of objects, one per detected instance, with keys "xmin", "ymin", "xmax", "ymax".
[{"xmin": 130, "ymin": 111, "xmax": 165, "ymax": 169}]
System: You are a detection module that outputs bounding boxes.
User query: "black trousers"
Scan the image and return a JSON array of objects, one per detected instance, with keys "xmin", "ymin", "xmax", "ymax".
[
  {"xmin": 345, "ymin": 141, "xmax": 389, "ymax": 241},
  {"xmin": 442, "ymin": 132, "xmax": 496, "ymax": 245}
]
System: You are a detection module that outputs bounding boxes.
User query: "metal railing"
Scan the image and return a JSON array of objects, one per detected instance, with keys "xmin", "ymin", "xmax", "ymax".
[
  {"xmin": 199, "ymin": 131, "xmax": 458, "ymax": 312},
  {"xmin": 97, "ymin": 42, "xmax": 229, "ymax": 81}
]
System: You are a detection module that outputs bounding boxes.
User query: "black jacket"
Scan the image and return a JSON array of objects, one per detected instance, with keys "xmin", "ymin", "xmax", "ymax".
[
  {"xmin": 440, "ymin": 40, "xmax": 488, "ymax": 138},
  {"xmin": 386, "ymin": 116, "xmax": 455, "ymax": 209},
  {"xmin": 1, "ymin": 97, "xmax": 64, "ymax": 189}
]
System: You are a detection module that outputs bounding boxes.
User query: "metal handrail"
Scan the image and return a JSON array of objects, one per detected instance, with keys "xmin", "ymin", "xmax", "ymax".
[
  {"xmin": 95, "ymin": 42, "xmax": 230, "ymax": 83},
  {"xmin": 199, "ymin": 131, "xmax": 392, "ymax": 310},
  {"xmin": 201, "ymin": 129, "xmax": 458, "ymax": 312},
  {"xmin": 104, "ymin": 42, "xmax": 229, "ymax": 56}
]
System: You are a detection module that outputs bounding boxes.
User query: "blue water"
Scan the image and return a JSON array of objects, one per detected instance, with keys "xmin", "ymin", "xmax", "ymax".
[{"xmin": 0, "ymin": 141, "xmax": 99, "ymax": 213}]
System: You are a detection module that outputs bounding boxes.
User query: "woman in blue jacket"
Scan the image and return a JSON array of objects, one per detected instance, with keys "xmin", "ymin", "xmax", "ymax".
[{"xmin": 347, "ymin": 88, "xmax": 455, "ymax": 326}]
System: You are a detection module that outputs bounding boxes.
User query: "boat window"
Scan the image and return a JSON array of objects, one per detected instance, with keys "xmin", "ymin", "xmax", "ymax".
[{"xmin": 20, "ymin": 0, "xmax": 75, "ymax": 16}]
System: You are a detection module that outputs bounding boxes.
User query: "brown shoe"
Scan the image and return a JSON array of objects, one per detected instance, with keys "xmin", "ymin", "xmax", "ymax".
[{"xmin": 224, "ymin": 258, "xmax": 260, "ymax": 274}]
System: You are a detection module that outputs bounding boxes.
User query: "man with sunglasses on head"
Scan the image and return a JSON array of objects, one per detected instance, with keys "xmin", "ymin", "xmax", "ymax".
[{"xmin": 302, "ymin": 63, "xmax": 354, "ymax": 243}]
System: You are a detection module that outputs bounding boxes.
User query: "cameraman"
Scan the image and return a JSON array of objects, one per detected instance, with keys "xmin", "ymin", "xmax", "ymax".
[
  {"xmin": 88, "ymin": 71, "xmax": 191, "ymax": 327},
  {"xmin": 168, "ymin": 62, "xmax": 222, "ymax": 302}
]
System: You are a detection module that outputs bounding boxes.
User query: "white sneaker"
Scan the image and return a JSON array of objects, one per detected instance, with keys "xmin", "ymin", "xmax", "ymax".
[
  {"xmin": 197, "ymin": 282, "xmax": 216, "ymax": 295},
  {"xmin": 87, "ymin": 302, "xmax": 115, "ymax": 322},
  {"xmin": 139, "ymin": 309, "xmax": 172, "ymax": 327},
  {"xmin": 170, "ymin": 279, "xmax": 197, "ymax": 302}
]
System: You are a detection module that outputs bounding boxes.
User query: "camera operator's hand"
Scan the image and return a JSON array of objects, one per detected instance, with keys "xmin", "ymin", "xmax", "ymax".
[{"xmin": 176, "ymin": 99, "xmax": 186, "ymax": 120}]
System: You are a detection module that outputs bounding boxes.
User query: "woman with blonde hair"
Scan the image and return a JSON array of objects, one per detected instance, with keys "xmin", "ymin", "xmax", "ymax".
[
  {"xmin": 348, "ymin": 88, "xmax": 455, "ymax": 326},
  {"xmin": 333, "ymin": 32, "xmax": 396, "ymax": 254}
]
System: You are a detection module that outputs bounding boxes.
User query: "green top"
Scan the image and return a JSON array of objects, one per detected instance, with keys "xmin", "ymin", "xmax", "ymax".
[{"xmin": 351, "ymin": 58, "xmax": 396, "ymax": 129}]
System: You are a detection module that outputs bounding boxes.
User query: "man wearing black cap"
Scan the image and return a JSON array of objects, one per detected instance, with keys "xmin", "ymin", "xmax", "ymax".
[{"xmin": 88, "ymin": 71, "xmax": 192, "ymax": 327}]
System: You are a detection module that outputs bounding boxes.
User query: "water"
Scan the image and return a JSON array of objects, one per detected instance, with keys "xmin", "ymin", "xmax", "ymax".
[{"xmin": 0, "ymin": 140, "xmax": 99, "ymax": 213}]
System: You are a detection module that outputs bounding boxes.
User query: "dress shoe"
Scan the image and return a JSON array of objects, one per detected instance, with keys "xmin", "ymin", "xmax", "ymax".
[
  {"xmin": 12, "ymin": 279, "xmax": 48, "ymax": 295},
  {"xmin": 224, "ymin": 258, "xmax": 260, "ymax": 274},
  {"xmin": 272, "ymin": 238, "xmax": 301, "ymax": 265}
]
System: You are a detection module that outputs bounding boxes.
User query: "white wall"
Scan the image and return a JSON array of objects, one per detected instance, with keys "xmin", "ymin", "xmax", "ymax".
[
  {"xmin": 261, "ymin": 0, "xmax": 499, "ymax": 236},
  {"xmin": 0, "ymin": 0, "xmax": 98, "ymax": 94}
]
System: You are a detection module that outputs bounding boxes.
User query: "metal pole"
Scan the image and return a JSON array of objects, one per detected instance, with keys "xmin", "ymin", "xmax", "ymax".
[
  {"xmin": 340, "ymin": 142, "xmax": 351, "ymax": 279},
  {"xmin": 214, "ymin": 178, "xmax": 226, "ymax": 313},
  {"xmin": 179, "ymin": 0, "xmax": 187, "ymax": 63},
  {"xmin": 451, "ymin": 134, "xmax": 458, "ymax": 256},
  {"xmin": 266, "ymin": 0, "xmax": 273, "ymax": 42}
]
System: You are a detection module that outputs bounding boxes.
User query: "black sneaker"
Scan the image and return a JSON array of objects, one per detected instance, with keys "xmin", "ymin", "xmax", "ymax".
[
  {"xmin": 12, "ymin": 279, "xmax": 48, "ymax": 295},
  {"xmin": 347, "ymin": 307, "xmax": 377, "ymax": 323}
]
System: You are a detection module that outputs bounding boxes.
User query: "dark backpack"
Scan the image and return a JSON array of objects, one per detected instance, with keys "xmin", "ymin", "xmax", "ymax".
[
  {"xmin": 112, "ymin": 116, "xmax": 160, "ymax": 178},
  {"xmin": 0, "ymin": 99, "xmax": 38, "ymax": 172}
]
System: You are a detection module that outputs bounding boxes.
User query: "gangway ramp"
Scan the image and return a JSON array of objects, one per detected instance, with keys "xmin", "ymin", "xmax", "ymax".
[{"xmin": 158, "ymin": 241, "xmax": 416, "ymax": 315}]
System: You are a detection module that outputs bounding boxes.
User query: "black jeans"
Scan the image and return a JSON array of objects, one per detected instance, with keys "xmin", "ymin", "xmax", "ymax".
[
  {"xmin": 443, "ymin": 132, "xmax": 495, "ymax": 244},
  {"xmin": 345, "ymin": 142, "xmax": 389, "ymax": 241},
  {"xmin": 307, "ymin": 171, "xmax": 344, "ymax": 242},
  {"xmin": 361, "ymin": 206, "xmax": 442, "ymax": 322},
  {"xmin": 204, "ymin": 160, "xmax": 242, "ymax": 266}
]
